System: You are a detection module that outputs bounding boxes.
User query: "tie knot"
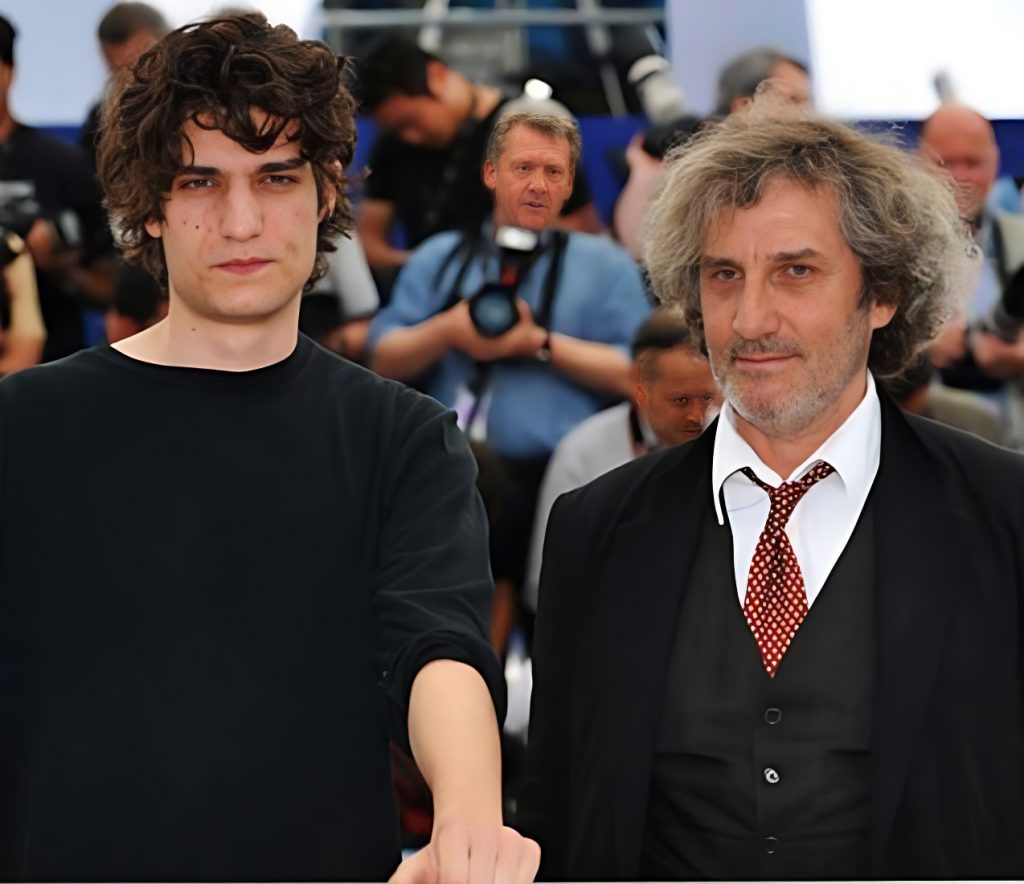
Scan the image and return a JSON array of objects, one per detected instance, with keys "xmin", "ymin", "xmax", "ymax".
[{"xmin": 741, "ymin": 461, "xmax": 835, "ymax": 523}]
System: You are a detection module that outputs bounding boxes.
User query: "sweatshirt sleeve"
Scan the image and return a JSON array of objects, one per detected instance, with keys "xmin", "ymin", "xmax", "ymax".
[{"xmin": 371, "ymin": 390, "xmax": 505, "ymax": 750}]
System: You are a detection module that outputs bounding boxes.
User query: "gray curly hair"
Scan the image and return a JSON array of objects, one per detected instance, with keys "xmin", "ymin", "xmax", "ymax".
[{"xmin": 643, "ymin": 104, "xmax": 975, "ymax": 377}]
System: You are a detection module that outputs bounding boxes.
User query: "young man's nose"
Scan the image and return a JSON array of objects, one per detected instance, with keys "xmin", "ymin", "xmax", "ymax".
[{"xmin": 219, "ymin": 184, "xmax": 263, "ymax": 240}]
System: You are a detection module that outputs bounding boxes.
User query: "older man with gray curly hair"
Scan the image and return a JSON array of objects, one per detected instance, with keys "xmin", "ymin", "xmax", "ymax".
[{"xmin": 521, "ymin": 104, "xmax": 1024, "ymax": 881}]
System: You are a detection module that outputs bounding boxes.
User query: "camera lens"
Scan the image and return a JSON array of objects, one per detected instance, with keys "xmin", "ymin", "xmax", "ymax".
[{"xmin": 469, "ymin": 285, "xmax": 519, "ymax": 338}]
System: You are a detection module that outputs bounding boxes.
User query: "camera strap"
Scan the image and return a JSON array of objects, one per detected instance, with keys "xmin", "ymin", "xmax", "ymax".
[
  {"xmin": 437, "ymin": 229, "xmax": 487, "ymax": 310},
  {"xmin": 534, "ymin": 230, "xmax": 567, "ymax": 331}
]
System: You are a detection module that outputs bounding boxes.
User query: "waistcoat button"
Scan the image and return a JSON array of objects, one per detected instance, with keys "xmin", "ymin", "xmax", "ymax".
[
  {"xmin": 764, "ymin": 706, "xmax": 782, "ymax": 725},
  {"xmin": 764, "ymin": 766, "xmax": 780, "ymax": 784}
]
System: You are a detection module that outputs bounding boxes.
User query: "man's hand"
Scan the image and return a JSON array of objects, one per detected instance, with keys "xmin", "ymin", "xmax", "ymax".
[
  {"xmin": 447, "ymin": 300, "xmax": 547, "ymax": 363},
  {"xmin": 390, "ymin": 822, "xmax": 540, "ymax": 884}
]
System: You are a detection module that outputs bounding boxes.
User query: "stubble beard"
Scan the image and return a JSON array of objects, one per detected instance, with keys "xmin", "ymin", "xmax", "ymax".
[{"xmin": 709, "ymin": 313, "xmax": 872, "ymax": 439}]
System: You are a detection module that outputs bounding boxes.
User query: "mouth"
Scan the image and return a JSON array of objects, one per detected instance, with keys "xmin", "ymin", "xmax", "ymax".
[
  {"xmin": 523, "ymin": 201, "xmax": 547, "ymax": 210},
  {"xmin": 214, "ymin": 258, "xmax": 272, "ymax": 275},
  {"xmin": 732, "ymin": 353, "xmax": 797, "ymax": 370}
]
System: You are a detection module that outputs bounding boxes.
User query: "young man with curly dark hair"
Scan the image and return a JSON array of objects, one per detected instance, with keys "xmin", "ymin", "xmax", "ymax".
[{"xmin": 0, "ymin": 15, "xmax": 538, "ymax": 882}]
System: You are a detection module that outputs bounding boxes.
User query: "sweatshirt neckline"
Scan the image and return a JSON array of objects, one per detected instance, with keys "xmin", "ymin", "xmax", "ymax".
[{"xmin": 92, "ymin": 333, "xmax": 315, "ymax": 391}]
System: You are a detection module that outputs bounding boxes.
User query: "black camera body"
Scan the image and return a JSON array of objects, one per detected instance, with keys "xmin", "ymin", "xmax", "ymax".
[
  {"xmin": 0, "ymin": 180, "xmax": 84, "ymax": 250},
  {"xmin": 466, "ymin": 226, "xmax": 540, "ymax": 338}
]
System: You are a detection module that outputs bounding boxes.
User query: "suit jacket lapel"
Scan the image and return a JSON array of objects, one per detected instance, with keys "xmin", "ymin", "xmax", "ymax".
[
  {"xmin": 869, "ymin": 397, "xmax": 976, "ymax": 863},
  {"xmin": 597, "ymin": 426, "xmax": 716, "ymax": 876}
]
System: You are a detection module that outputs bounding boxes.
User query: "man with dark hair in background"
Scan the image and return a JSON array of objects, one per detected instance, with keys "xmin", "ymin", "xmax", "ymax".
[
  {"xmin": 0, "ymin": 14, "xmax": 114, "ymax": 360},
  {"xmin": 0, "ymin": 14, "xmax": 538, "ymax": 882},
  {"xmin": 354, "ymin": 39, "xmax": 602, "ymax": 290},
  {"xmin": 80, "ymin": 2, "xmax": 169, "ymax": 170},
  {"xmin": 81, "ymin": 4, "xmax": 170, "ymax": 344},
  {"xmin": 713, "ymin": 46, "xmax": 811, "ymax": 115}
]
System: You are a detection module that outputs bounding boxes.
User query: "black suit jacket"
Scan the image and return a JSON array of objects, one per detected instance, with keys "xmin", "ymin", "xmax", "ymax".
[{"xmin": 520, "ymin": 395, "xmax": 1024, "ymax": 880}]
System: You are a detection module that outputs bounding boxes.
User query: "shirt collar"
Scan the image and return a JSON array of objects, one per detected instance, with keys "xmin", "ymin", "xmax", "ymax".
[{"xmin": 711, "ymin": 372, "xmax": 882, "ymax": 524}]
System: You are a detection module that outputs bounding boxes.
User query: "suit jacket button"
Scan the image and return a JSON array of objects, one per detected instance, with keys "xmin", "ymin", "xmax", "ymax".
[
  {"xmin": 764, "ymin": 706, "xmax": 782, "ymax": 725},
  {"xmin": 765, "ymin": 836, "xmax": 779, "ymax": 855},
  {"xmin": 764, "ymin": 766, "xmax": 780, "ymax": 784}
]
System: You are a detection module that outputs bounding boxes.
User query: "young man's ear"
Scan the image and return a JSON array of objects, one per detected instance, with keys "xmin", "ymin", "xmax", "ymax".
[{"xmin": 144, "ymin": 218, "xmax": 163, "ymax": 239}]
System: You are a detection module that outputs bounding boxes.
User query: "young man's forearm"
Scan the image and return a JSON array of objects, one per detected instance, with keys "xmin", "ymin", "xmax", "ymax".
[
  {"xmin": 408, "ymin": 659, "xmax": 503, "ymax": 826},
  {"xmin": 395, "ymin": 659, "xmax": 539, "ymax": 883}
]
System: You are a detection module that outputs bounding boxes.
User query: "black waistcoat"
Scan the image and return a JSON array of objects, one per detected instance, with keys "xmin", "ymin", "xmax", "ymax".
[{"xmin": 640, "ymin": 498, "xmax": 876, "ymax": 880}]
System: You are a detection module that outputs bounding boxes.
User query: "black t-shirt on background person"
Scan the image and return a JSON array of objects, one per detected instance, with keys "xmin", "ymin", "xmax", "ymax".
[
  {"xmin": 0, "ymin": 335, "xmax": 504, "ymax": 881},
  {"xmin": 0, "ymin": 125, "xmax": 112, "ymax": 361},
  {"xmin": 363, "ymin": 100, "xmax": 592, "ymax": 249}
]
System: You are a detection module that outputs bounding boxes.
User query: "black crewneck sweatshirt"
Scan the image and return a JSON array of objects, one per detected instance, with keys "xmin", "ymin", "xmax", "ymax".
[{"xmin": 0, "ymin": 335, "xmax": 503, "ymax": 881}]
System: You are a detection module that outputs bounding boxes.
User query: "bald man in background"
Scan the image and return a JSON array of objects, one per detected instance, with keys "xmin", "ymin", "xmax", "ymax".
[{"xmin": 921, "ymin": 104, "xmax": 1024, "ymax": 448}]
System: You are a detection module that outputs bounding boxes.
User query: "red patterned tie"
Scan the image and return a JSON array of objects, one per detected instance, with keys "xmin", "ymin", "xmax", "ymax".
[{"xmin": 740, "ymin": 461, "xmax": 835, "ymax": 678}]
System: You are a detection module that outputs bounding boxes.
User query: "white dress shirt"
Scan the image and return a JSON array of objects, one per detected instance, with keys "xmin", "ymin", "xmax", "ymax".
[{"xmin": 711, "ymin": 373, "xmax": 882, "ymax": 607}]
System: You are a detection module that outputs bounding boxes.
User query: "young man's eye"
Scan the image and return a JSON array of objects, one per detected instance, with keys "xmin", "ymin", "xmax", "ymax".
[
  {"xmin": 264, "ymin": 175, "xmax": 297, "ymax": 187},
  {"xmin": 180, "ymin": 178, "xmax": 214, "ymax": 190}
]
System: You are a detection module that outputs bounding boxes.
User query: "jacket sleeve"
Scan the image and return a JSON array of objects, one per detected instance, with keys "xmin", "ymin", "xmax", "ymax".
[{"xmin": 519, "ymin": 488, "xmax": 589, "ymax": 879}]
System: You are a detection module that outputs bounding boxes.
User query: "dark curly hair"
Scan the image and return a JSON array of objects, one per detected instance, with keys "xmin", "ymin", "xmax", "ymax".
[{"xmin": 97, "ymin": 13, "xmax": 356, "ymax": 290}]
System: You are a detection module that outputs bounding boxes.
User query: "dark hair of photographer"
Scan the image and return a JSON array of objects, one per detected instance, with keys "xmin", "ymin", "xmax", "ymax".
[
  {"xmin": 351, "ymin": 38, "xmax": 438, "ymax": 113},
  {"xmin": 714, "ymin": 47, "xmax": 809, "ymax": 116},
  {"xmin": 98, "ymin": 2, "xmax": 168, "ymax": 46},
  {"xmin": 0, "ymin": 15, "xmax": 15, "ymax": 67},
  {"xmin": 96, "ymin": 13, "xmax": 356, "ymax": 291}
]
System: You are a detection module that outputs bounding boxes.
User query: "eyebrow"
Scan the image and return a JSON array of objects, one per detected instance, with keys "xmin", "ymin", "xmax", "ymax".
[
  {"xmin": 700, "ymin": 247, "xmax": 823, "ymax": 268},
  {"xmin": 177, "ymin": 157, "xmax": 310, "ymax": 176}
]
